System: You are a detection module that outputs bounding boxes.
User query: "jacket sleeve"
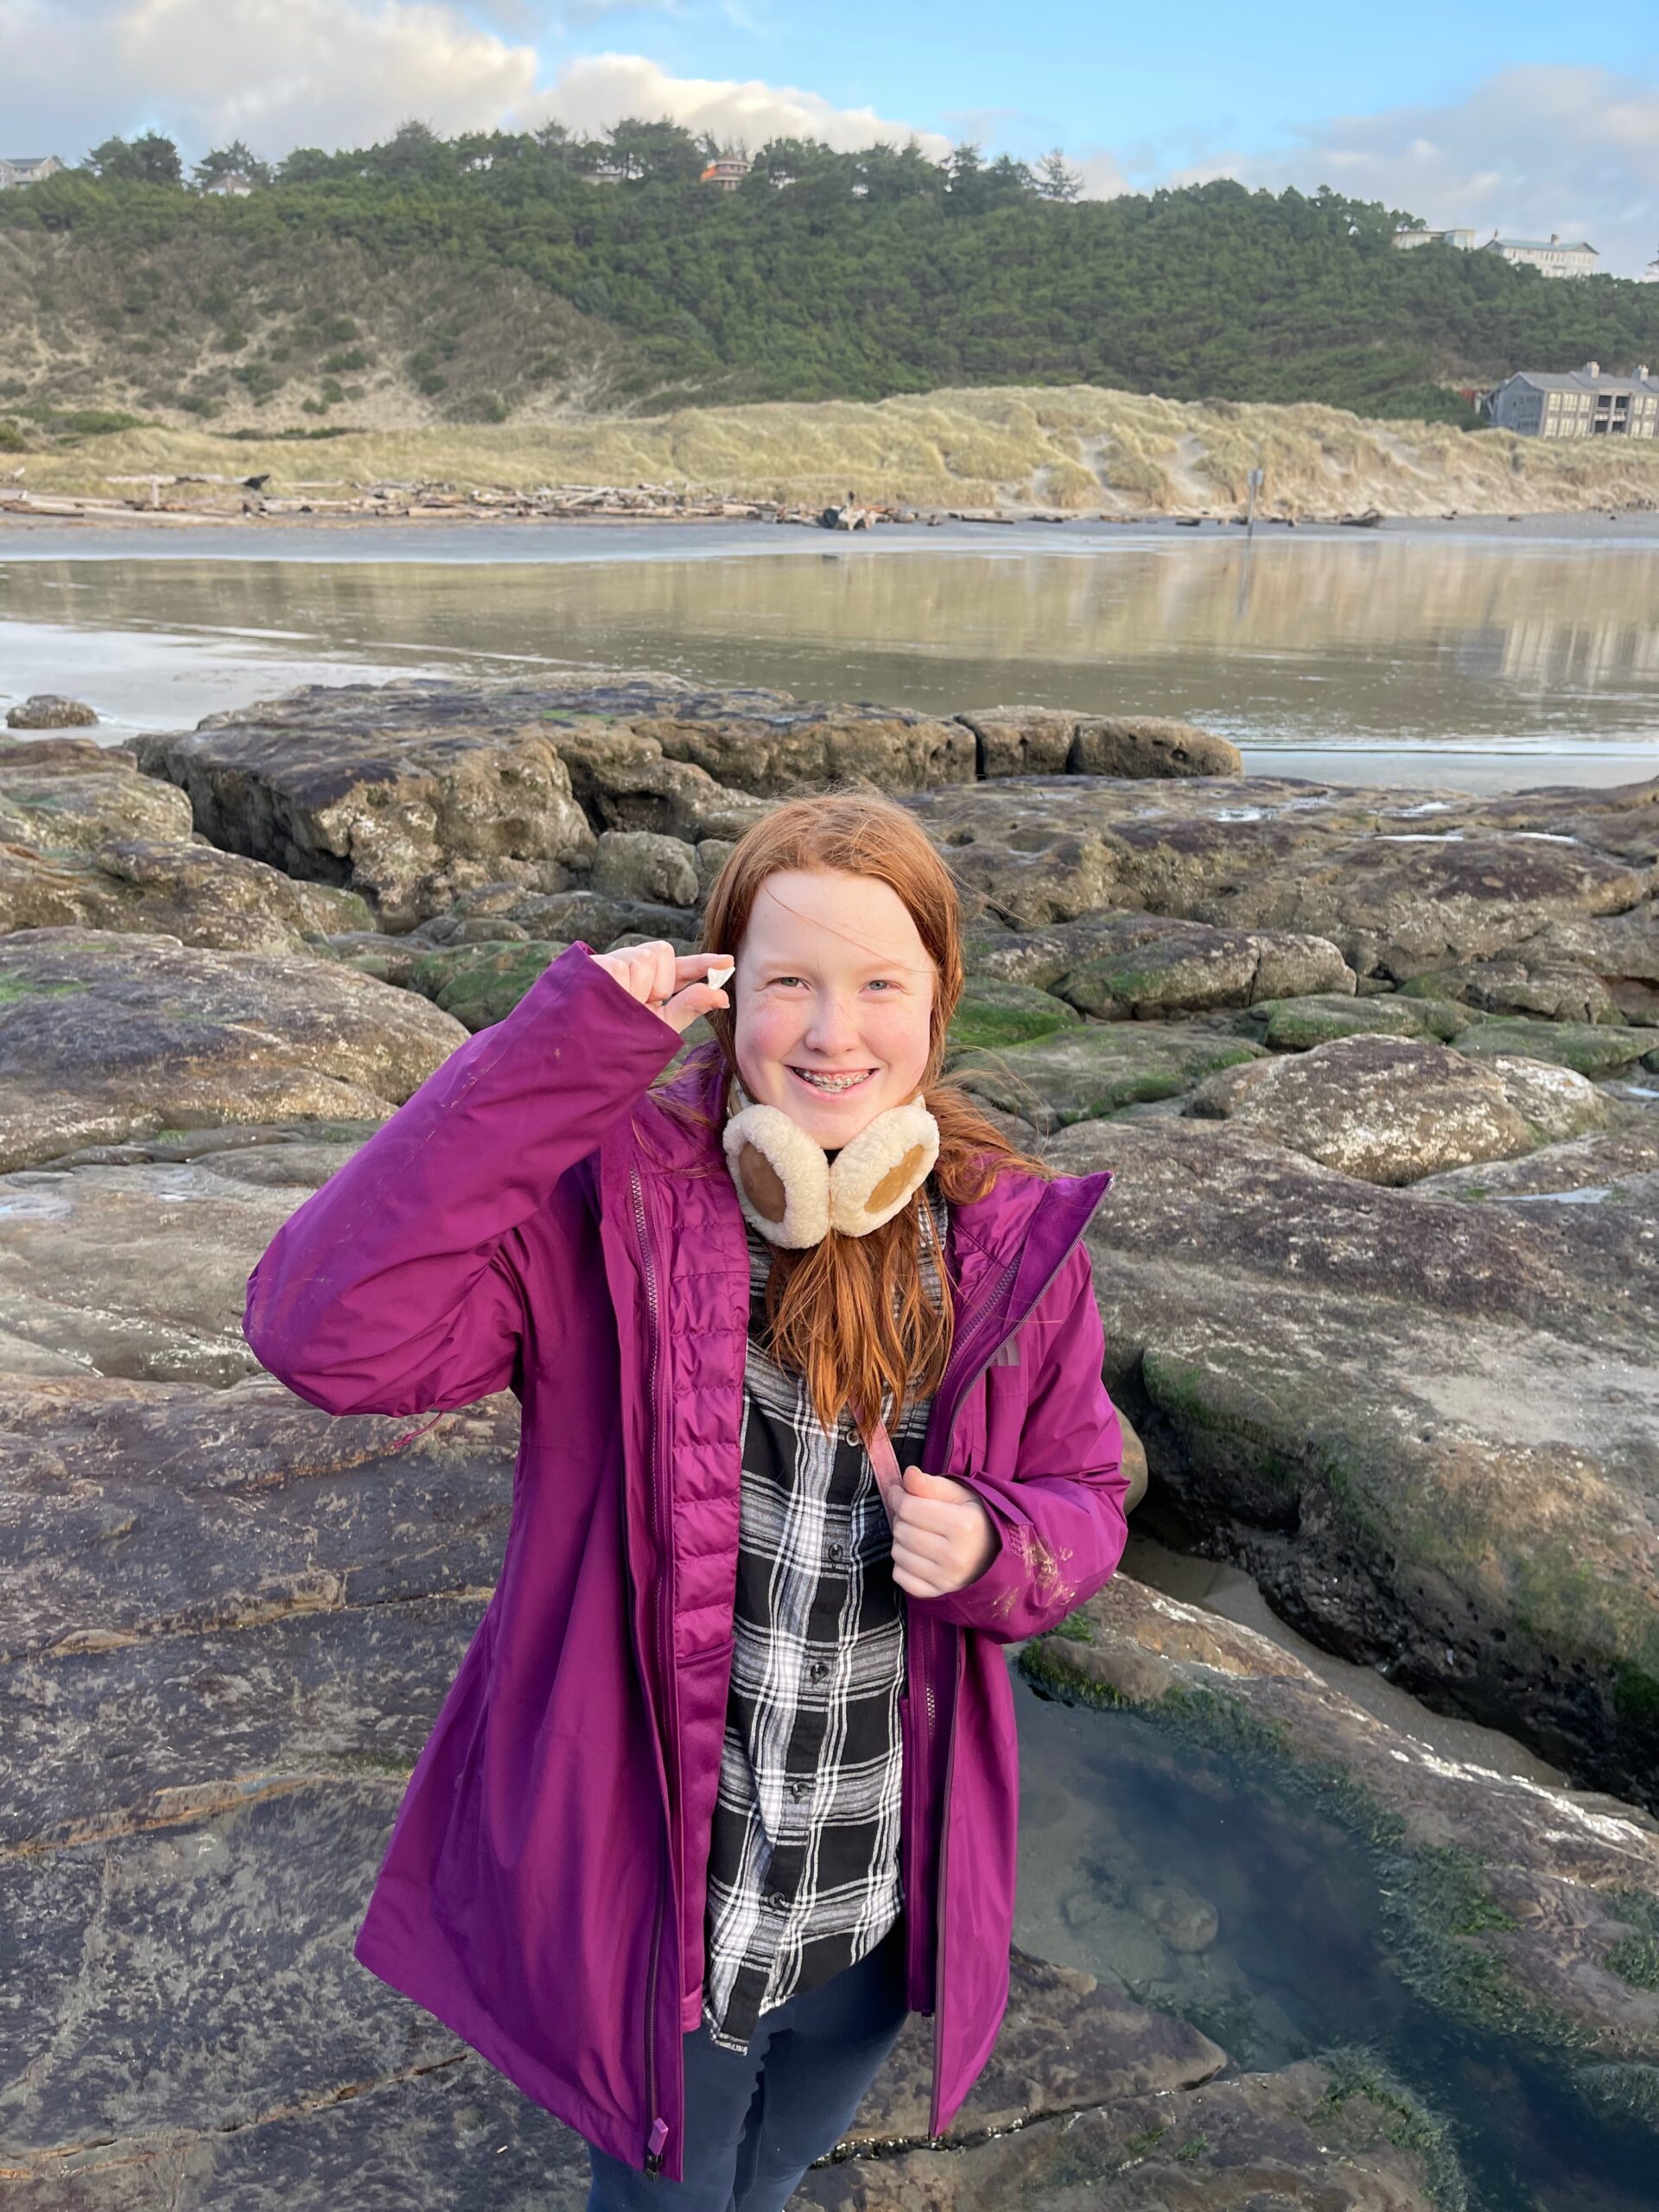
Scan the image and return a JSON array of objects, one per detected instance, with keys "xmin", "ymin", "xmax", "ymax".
[
  {"xmin": 919, "ymin": 1243, "xmax": 1128, "ymax": 1643},
  {"xmin": 242, "ymin": 944, "xmax": 682, "ymax": 1417}
]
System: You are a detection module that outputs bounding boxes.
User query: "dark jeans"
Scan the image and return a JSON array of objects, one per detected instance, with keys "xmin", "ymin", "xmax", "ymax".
[{"xmin": 584, "ymin": 1923, "xmax": 909, "ymax": 2212}]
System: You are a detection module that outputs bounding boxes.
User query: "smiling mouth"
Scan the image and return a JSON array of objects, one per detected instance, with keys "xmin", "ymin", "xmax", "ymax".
[{"xmin": 789, "ymin": 1065, "xmax": 877, "ymax": 1096}]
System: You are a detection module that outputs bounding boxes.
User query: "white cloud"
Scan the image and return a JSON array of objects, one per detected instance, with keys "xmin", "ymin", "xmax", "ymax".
[
  {"xmin": 0, "ymin": 0, "xmax": 944, "ymax": 163},
  {"xmin": 1160, "ymin": 66, "xmax": 1659, "ymax": 278},
  {"xmin": 526, "ymin": 52, "xmax": 950, "ymax": 155}
]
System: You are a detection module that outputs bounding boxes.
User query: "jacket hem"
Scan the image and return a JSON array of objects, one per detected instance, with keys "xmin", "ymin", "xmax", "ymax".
[{"xmin": 353, "ymin": 1916, "xmax": 649, "ymax": 2174}]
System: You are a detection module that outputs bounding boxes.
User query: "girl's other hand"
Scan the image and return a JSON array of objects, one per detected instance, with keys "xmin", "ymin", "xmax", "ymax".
[
  {"xmin": 889, "ymin": 1466, "xmax": 998, "ymax": 1598},
  {"xmin": 590, "ymin": 941, "xmax": 732, "ymax": 1036}
]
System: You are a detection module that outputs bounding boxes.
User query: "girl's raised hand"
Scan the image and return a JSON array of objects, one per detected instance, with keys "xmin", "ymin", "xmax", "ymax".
[{"xmin": 590, "ymin": 941, "xmax": 732, "ymax": 1036}]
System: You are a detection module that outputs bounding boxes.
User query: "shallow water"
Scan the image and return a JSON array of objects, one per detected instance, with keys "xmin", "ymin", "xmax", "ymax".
[
  {"xmin": 3, "ymin": 517, "xmax": 1658, "ymax": 792},
  {"xmin": 1012, "ymin": 1673, "xmax": 1659, "ymax": 2210}
]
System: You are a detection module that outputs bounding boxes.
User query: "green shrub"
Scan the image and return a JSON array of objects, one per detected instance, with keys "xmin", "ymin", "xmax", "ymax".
[{"xmin": 0, "ymin": 418, "xmax": 27, "ymax": 451}]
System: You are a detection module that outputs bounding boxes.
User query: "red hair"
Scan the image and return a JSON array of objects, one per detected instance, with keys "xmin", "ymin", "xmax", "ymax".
[{"xmin": 693, "ymin": 791, "xmax": 1049, "ymax": 1430}]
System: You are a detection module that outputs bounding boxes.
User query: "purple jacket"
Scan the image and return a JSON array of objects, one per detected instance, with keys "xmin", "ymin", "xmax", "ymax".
[{"xmin": 243, "ymin": 944, "xmax": 1127, "ymax": 2181}]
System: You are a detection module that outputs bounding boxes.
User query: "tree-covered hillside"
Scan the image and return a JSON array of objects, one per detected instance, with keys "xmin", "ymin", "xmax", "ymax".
[{"xmin": 5, "ymin": 120, "xmax": 1658, "ymax": 428}]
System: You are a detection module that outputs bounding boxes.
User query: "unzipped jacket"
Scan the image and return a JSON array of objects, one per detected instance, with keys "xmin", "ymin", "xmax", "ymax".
[{"xmin": 243, "ymin": 944, "xmax": 1128, "ymax": 2182}]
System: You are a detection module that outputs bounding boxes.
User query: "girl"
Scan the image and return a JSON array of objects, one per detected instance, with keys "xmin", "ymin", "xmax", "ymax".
[{"xmin": 244, "ymin": 792, "xmax": 1128, "ymax": 2210}]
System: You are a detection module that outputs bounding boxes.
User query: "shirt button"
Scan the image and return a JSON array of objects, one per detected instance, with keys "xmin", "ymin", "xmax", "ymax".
[
  {"xmin": 826, "ymin": 1541, "xmax": 845, "ymax": 1563},
  {"xmin": 786, "ymin": 1778, "xmax": 810, "ymax": 1801},
  {"xmin": 809, "ymin": 1660, "xmax": 830, "ymax": 1681}
]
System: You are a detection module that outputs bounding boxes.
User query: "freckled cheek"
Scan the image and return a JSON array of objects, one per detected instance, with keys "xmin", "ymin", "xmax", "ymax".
[{"xmin": 737, "ymin": 1004, "xmax": 805, "ymax": 1066}]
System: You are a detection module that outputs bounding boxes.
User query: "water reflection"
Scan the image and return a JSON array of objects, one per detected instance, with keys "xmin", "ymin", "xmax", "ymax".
[
  {"xmin": 3, "ymin": 531, "xmax": 1658, "ymax": 766},
  {"xmin": 1014, "ymin": 1676, "xmax": 1659, "ymax": 2212}
]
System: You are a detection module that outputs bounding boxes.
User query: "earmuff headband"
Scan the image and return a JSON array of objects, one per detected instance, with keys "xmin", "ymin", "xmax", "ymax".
[{"xmin": 723, "ymin": 1087, "xmax": 940, "ymax": 1249}]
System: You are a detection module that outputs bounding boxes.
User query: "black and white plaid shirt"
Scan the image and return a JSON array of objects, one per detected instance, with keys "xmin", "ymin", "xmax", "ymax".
[{"xmin": 702, "ymin": 1185, "xmax": 948, "ymax": 2051}]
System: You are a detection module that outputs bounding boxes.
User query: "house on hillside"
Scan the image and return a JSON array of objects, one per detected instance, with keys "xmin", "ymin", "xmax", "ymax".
[
  {"xmin": 1481, "ymin": 232, "xmax": 1599, "ymax": 278},
  {"xmin": 1480, "ymin": 361, "xmax": 1659, "ymax": 437},
  {"xmin": 699, "ymin": 158, "xmax": 749, "ymax": 191},
  {"xmin": 0, "ymin": 156, "xmax": 64, "ymax": 188},
  {"xmin": 1391, "ymin": 226, "xmax": 1477, "ymax": 251},
  {"xmin": 203, "ymin": 171, "xmax": 256, "ymax": 196}
]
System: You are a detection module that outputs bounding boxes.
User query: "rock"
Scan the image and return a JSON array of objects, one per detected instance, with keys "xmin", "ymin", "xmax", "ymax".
[
  {"xmin": 5, "ymin": 693, "xmax": 99, "ymax": 729},
  {"xmin": 1488, "ymin": 1053, "xmax": 1615, "ymax": 1144},
  {"xmin": 638, "ymin": 702, "xmax": 975, "ymax": 795},
  {"xmin": 0, "ymin": 734, "xmax": 194, "ymax": 850},
  {"xmin": 1417, "ymin": 1120, "xmax": 1659, "ymax": 1201},
  {"xmin": 1244, "ymin": 991, "xmax": 1471, "ymax": 1050},
  {"xmin": 946, "ymin": 980, "xmax": 1082, "ymax": 1054},
  {"xmin": 550, "ymin": 724, "xmax": 769, "ymax": 844},
  {"xmin": 841, "ymin": 1948, "xmax": 1224, "ymax": 2149},
  {"xmin": 1047, "ymin": 1114, "xmax": 1659, "ymax": 1808},
  {"xmin": 423, "ymin": 887, "xmax": 697, "ymax": 954},
  {"xmin": 590, "ymin": 829, "xmax": 701, "ymax": 911},
  {"xmin": 966, "ymin": 912, "xmax": 1353, "ymax": 1015},
  {"xmin": 798, "ymin": 2059, "xmax": 1454, "ymax": 2209},
  {"xmin": 1182, "ymin": 1032, "xmax": 1605, "ymax": 1185},
  {"xmin": 1448, "ymin": 1012, "xmax": 1659, "ymax": 1079},
  {"xmin": 404, "ymin": 941, "xmax": 573, "ymax": 1032},
  {"xmin": 954, "ymin": 1026, "xmax": 1268, "ymax": 1133},
  {"xmin": 0, "ymin": 837, "xmax": 372, "ymax": 951},
  {"xmin": 0, "ymin": 929, "xmax": 466, "ymax": 1173},
  {"xmin": 1069, "ymin": 714, "xmax": 1244, "ymax": 779},
  {"xmin": 957, "ymin": 706, "xmax": 1077, "ymax": 779},
  {"xmin": 1026, "ymin": 1576, "xmax": 1659, "ymax": 2088},
  {"xmin": 696, "ymin": 837, "xmax": 739, "ymax": 904},
  {"xmin": 0, "ymin": 1148, "xmax": 353, "ymax": 1384},
  {"xmin": 0, "ymin": 2047, "xmax": 589, "ymax": 2210},
  {"xmin": 903, "ymin": 774, "xmax": 1659, "ymax": 1009},
  {"xmin": 1130, "ymin": 1878, "xmax": 1219, "ymax": 1954},
  {"xmin": 132, "ymin": 688, "xmax": 599, "ymax": 929}
]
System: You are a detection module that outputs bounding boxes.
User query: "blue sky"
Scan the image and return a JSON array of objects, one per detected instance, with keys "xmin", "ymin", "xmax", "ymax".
[
  {"xmin": 4, "ymin": 0, "xmax": 1657, "ymax": 272},
  {"xmin": 524, "ymin": 0, "xmax": 1655, "ymax": 179}
]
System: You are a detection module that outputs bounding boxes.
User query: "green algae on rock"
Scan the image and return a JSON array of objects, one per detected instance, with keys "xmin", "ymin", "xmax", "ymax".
[
  {"xmin": 952, "ymin": 1026, "xmax": 1267, "ymax": 1132},
  {"xmin": 946, "ymin": 978, "xmax": 1084, "ymax": 1055}
]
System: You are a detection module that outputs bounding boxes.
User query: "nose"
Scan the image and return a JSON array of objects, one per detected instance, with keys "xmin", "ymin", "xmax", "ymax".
[{"xmin": 801, "ymin": 986, "xmax": 862, "ymax": 1058}]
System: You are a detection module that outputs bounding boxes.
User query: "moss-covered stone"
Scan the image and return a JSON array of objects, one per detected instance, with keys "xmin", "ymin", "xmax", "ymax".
[
  {"xmin": 946, "ymin": 979, "xmax": 1081, "ymax": 1055},
  {"xmin": 951, "ymin": 1026, "xmax": 1267, "ymax": 1133},
  {"xmin": 1247, "ymin": 992, "xmax": 1470, "ymax": 1051},
  {"xmin": 1452, "ymin": 1015, "xmax": 1658, "ymax": 1079},
  {"xmin": 405, "ymin": 939, "xmax": 569, "ymax": 1032}
]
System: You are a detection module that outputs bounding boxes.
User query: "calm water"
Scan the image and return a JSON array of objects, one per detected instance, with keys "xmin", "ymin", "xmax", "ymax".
[
  {"xmin": 3, "ymin": 516, "xmax": 1658, "ymax": 791},
  {"xmin": 1014, "ymin": 1676, "xmax": 1659, "ymax": 2211}
]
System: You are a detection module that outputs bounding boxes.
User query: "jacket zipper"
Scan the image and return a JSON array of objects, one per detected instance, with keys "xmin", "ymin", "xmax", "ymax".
[
  {"xmin": 631, "ymin": 1164, "xmax": 673, "ymax": 2178},
  {"xmin": 917, "ymin": 1250, "xmax": 1017, "ymax": 2128},
  {"xmin": 922, "ymin": 1215, "xmax": 1106, "ymax": 2138}
]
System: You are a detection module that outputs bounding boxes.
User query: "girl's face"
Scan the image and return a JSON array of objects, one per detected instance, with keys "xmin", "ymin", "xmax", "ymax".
[{"xmin": 733, "ymin": 868, "xmax": 936, "ymax": 1148}]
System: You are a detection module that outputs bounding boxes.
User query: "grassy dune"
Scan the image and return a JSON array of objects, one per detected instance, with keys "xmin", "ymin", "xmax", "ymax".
[{"xmin": 12, "ymin": 385, "xmax": 1659, "ymax": 517}]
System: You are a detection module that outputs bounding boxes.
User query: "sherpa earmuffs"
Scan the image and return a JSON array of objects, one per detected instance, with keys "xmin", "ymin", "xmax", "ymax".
[{"xmin": 722, "ymin": 1078, "xmax": 940, "ymax": 1249}]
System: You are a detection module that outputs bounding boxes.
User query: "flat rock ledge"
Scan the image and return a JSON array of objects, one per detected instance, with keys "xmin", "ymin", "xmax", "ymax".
[{"xmin": 0, "ymin": 929, "xmax": 465, "ymax": 1173}]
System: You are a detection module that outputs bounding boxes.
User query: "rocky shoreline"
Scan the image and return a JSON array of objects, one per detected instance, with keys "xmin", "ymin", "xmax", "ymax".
[{"xmin": 3, "ymin": 671, "xmax": 1656, "ymax": 2206}]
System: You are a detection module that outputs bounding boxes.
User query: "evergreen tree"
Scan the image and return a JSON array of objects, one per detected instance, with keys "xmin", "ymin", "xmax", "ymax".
[
  {"xmin": 84, "ymin": 131, "xmax": 182, "ymax": 185},
  {"xmin": 1033, "ymin": 149, "xmax": 1083, "ymax": 202},
  {"xmin": 192, "ymin": 140, "xmax": 271, "ymax": 188}
]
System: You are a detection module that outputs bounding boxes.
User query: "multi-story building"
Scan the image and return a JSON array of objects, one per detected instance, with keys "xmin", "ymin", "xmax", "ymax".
[
  {"xmin": 0, "ymin": 156, "xmax": 64, "ymax": 189},
  {"xmin": 1480, "ymin": 232, "xmax": 1599, "ymax": 278},
  {"xmin": 1481, "ymin": 361, "xmax": 1659, "ymax": 438},
  {"xmin": 699, "ymin": 158, "xmax": 750, "ymax": 192},
  {"xmin": 1391, "ymin": 226, "xmax": 1478, "ymax": 251}
]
